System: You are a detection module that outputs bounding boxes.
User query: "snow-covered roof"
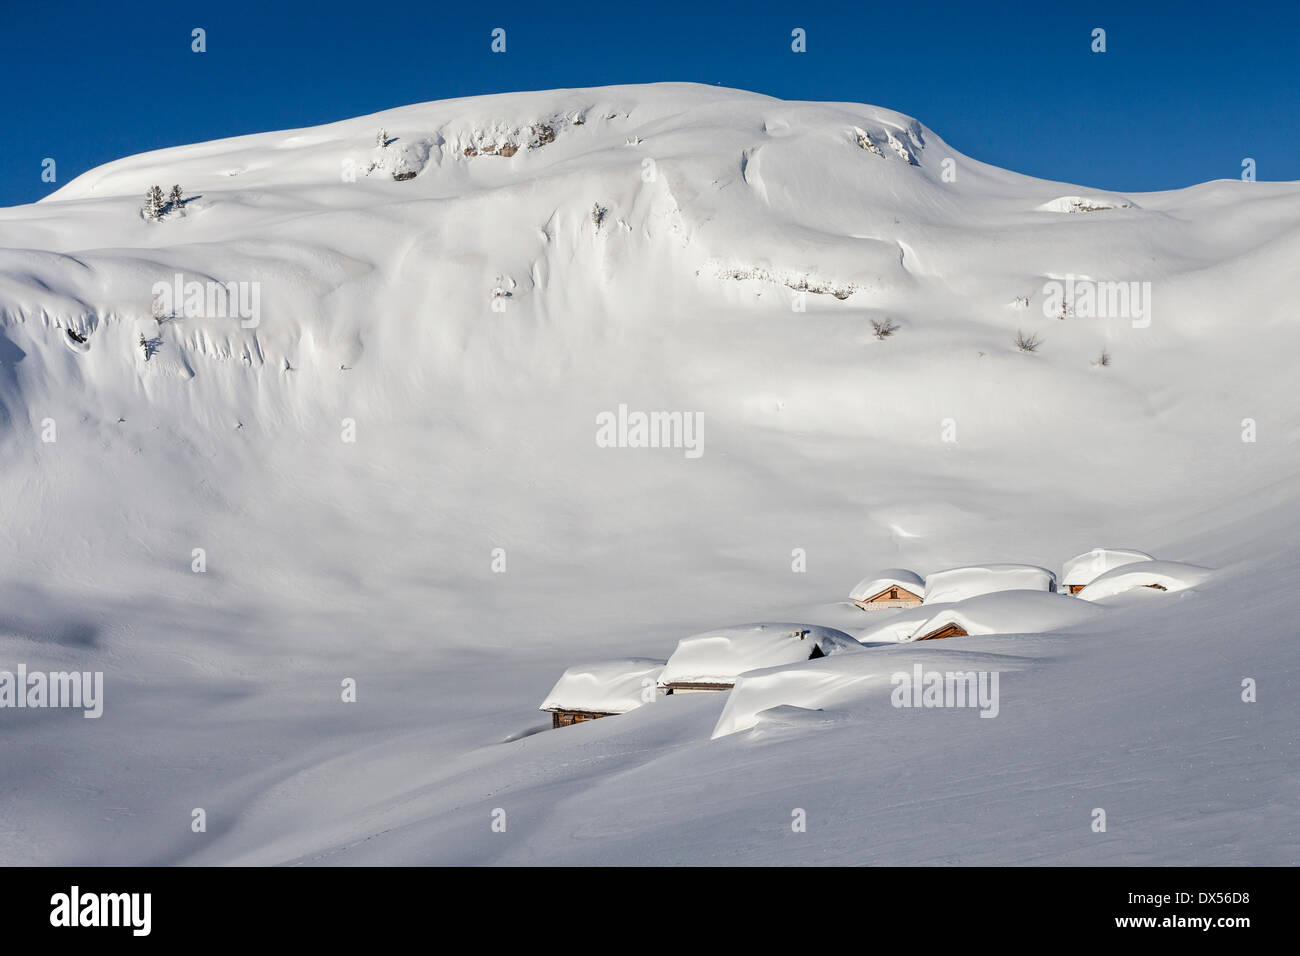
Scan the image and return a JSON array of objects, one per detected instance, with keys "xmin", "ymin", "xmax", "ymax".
[
  {"xmin": 1061, "ymin": 548, "xmax": 1154, "ymax": 586},
  {"xmin": 903, "ymin": 590, "xmax": 1103, "ymax": 642},
  {"xmin": 1076, "ymin": 560, "xmax": 1212, "ymax": 602},
  {"xmin": 923, "ymin": 564, "xmax": 1057, "ymax": 604},
  {"xmin": 659, "ymin": 623, "xmax": 861, "ymax": 687},
  {"xmin": 849, "ymin": 568, "xmax": 925, "ymax": 602},
  {"xmin": 539, "ymin": 658, "xmax": 666, "ymax": 714},
  {"xmin": 855, "ymin": 606, "xmax": 939, "ymax": 643}
]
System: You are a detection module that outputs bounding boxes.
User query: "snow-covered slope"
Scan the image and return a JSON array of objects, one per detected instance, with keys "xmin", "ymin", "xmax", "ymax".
[{"xmin": 0, "ymin": 83, "xmax": 1296, "ymax": 865}]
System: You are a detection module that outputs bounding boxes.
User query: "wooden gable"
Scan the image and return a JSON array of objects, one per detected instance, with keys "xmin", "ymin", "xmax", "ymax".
[
  {"xmin": 854, "ymin": 585, "xmax": 924, "ymax": 611},
  {"xmin": 915, "ymin": 621, "xmax": 968, "ymax": 642},
  {"xmin": 862, "ymin": 584, "xmax": 923, "ymax": 604}
]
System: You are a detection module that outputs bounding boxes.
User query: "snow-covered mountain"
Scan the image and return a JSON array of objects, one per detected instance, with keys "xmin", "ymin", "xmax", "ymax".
[{"xmin": 0, "ymin": 83, "xmax": 1296, "ymax": 865}]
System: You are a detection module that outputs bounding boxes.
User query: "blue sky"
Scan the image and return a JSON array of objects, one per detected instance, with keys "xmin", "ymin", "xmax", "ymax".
[{"xmin": 3, "ymin": 0, "xmax": 1296, "ymax": 208}]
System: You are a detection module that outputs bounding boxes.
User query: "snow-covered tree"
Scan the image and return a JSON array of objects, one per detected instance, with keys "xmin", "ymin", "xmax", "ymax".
[
  {"xmin": 376, "ymin": 128, "xmax": 388, "ymax": 148},
  {"xmin": 143, "ymin": 186, "xmax": 165, "ymax": 221},
  {"xmin": 169, "ymin": 185, "xmax": 184, "ymax": 209}
]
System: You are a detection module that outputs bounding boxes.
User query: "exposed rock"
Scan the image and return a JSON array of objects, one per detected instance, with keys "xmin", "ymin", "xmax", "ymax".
[{"xmin": 854, "ymin": 127, "xmax": 885, "ymax": 158}]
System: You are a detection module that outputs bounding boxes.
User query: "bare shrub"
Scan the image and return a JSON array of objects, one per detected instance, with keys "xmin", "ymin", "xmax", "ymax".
[
  {"xmin": 1014, "ymin": 330, "xmax": 1042, "ymax": 352},
  {"xmin": 871, "ymin": 318, "xmax": 900, "ymax": 340}
]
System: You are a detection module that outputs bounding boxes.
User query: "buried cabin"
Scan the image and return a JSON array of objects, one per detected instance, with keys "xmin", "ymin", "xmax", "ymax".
[
  {"xmin": 914, "ymin": 621, "xmax": 969, "ymax": 641},
  {"xmin": 658, "ymin": 623, "xmax": 861, "ymax": 693},
  {"xmin": 1074, "ymin": 560, "xmax": 1212, "ymax": 602},
  {"xmin": 538, "ymin": 658, "xmax": 665, "ymax": 728},
  {"xmin": 900, "ymin": 589, "xmax": 1106, "ymax": 643},
  {"xmin": 1060, "ymin": 548, "xmax": 1154, "ymax": 594}
]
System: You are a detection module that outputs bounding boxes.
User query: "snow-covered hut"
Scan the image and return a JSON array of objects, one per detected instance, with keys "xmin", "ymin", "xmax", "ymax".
[
  {"xmin": 1075, "ymin": 560, "xmax": 1212, "ymax": 602},
  {"xmin": 658, "ymin": 623, "xmax": 860, "ymax": 693},
  {"xmin": 849, "ymin": 568, "xmax": 925, "ymax": 611},
  {"xmin": 914, "ymin": 620, "xmax": 970, "ymax": 641},
  {"xmin": 539, "ymin": 658, "xmax": 666, "ymax": 728},
  {"xmin": 1061, "ymin": 548, "xmax": 1154, "ymax": 593},
  {"xmin": 923, "ymin": 564, "xmax": 1057, "ymax": 604},
  {"xmin": 903, "ymin": 590, "xmax": 1103, "ymax": 642}
]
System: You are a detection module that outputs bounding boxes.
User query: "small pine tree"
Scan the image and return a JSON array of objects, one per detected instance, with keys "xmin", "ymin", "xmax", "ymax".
[
  {"xmin": 169, "ymin": 184, "xmax": 184, "ymax": 209},
  {"xmin": 144, "ymin": 185, "xmax": 165, "ymax": 220},
  {"xmin": 377, "ymin": 128, "xmax": 388, "ymax": 148}
]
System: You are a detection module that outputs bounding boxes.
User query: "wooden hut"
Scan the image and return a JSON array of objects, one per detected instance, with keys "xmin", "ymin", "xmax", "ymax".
[
  {"xmin": 539, "ymin": 659, "xmax": 666, "ymax": 729},
  {"xmin": 849, "ymin": 569, "xmax": 925, "ymax": 611}
]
